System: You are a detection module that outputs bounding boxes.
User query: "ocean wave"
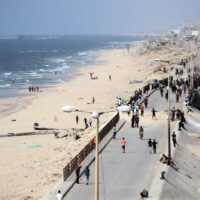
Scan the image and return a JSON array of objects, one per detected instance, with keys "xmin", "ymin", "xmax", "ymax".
[
  {"xmin": 52, "ymin": 50, "xmax": 58, "ymax": 52},
  {"xmin": 29, "ymin": 72, "xmax": 43, "ymax": 78},
  {"xmin": 4, "ymin": 72, "xmax": 12, "ymax": 76},
  {"xmin": 77, "ymin": 51, "xmax": 94, "ymax": 57},
  {"xmin": 0, "ymin": 84, "xmax": 11, "ymax": 88},
  {"xmin": 54, "ymin": 58, "xmax": 66, "ymax": 63},
  {"xmin": 57, "ymin": 79, "xmax": 66, "ymax": 83}
]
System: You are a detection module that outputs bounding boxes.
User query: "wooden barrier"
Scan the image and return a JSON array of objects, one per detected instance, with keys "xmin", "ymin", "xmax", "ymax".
[{"xmin": 63, "ymin": 112, "xmax": 120, "ymax": 181}]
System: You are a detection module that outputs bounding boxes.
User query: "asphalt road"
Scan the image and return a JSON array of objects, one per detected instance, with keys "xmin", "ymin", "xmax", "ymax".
[{"xmin": 64, "ymin": 89, "xmax": 184, "ymax": 200}]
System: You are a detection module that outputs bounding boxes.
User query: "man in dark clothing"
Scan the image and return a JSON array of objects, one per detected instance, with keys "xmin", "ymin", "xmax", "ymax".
[
  {"xmin": 135, "ymin": 115, "xmax": 139, "ymax": 127},
  {"xmin": 76, "ymin": 166, "xmax": 81, "ymax": 184},
  {"xmin": 152, "ymin": 139, "xmax": 158, "ymax": 154},
  {"xmin": 144, "ymin": 97, "xmax": 148, "ymax": 108},
  {"xmin": 112, "ymin": 126, "xmax": 117, "ymax": 139},
  {"xmin": 172, "ymin": 132, "xmax": 177, "ymax": 147},
  {"xmin": 148, "ymin": 138, "xmax": 153, "ymax": 154},
  {"xmin": 84, "ymin": 166, "xmax": 90, "ymax": 185},
  {"xmin": 84, "ymin": 118, "xmax": 88, "ymax": 129},
  {"xmin": 76, "ymin": 115, "xmax": 79, "ymax": 124},
  {"xmin": 152, "ymin": 108, "xmax": 157, "ymax": 120},
  {"xmin": 176, "ymin": 93, "xmax": 179, "ymax": 103},
  {"xmin": 131, "ymin": 114, "xmax": 135, "ymax": 128},
  {"xmin": 178, "ymin": 121, "xmax": 184, "ymax": 131}
]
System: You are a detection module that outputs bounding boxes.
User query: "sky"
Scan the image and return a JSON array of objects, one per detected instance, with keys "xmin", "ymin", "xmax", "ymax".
[{"xmin": 0, "ymin": 0, "xmax": 200, "ymax": 35}]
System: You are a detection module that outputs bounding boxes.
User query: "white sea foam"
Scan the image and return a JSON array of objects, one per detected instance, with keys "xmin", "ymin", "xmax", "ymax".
[
  {"xmin": 57, "ymin": 79, "xmax": 66, "ymax": 83},
  {"xmin": 78, "ymin": 52, "xmax": 87, "ymax": 56},
  {"xmin": 54, "ymin": 58, "xmax": 66, "ymax": 63},
  {"xmin": 39, "ymin": 69, "xmax": 45, "ymax": 72},
  {"xmin": 0, "ymin": 84, "xmax": 11, "ymax": 88},
  {"xmin": 4, "ymin": 72, "xmax": 12, "ymax": 76}
]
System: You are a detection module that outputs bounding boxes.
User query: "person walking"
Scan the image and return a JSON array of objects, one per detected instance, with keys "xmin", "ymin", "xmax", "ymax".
[
  {"xmin": 84, "ymin": 117, "xmax": 88, "ymax": 129},
  {"xmin": 84, "ymin": 166, "xmax": 90, "ymax": 185},
  {"xmin": 135, "ymin": 115, "xmax": 139, "ymax": 127},
  {"xmin": 139, "ymin": 126, "xmax": 144, "ymax": 140},
  {"xmin": 152, "ymin": 108, "xmax": 157, "ymax": 120},
  {"xmin": 152, "ymin": 139, "xmax": 158, "ymax": 154},
  {"xmin": 92, "ymin": 97, "xmax": 95, "ymax": 104},
  {"xmin": 131, "ymin": 114, "xmax": 135, "ymax": 128},
  {"xmin": 172, "ymin": 132, "xmax": 177, "ymax": 147},
  {"xmin": 56, "ymin": 190, "xmax": 63, "ymax": 200},
  {"xmin": 121, "ymin": 137, "xmax": 126, "ymax": 153},
  {"xmin": 112, "ymin": 126, "xmax": 117, "ymax": 139},
  {"xmin": 144, "ymin": 97, "xmax": 148, "ymax": 108},
  {"xmin": 75, "ymin": 166, "xmax": 81, "ymax": 184},
  {"xmin": 89, "ymin": 118, "xmax": 92, "ymax": 127},
  {"xmin": 148, "ymin": 138, "xmax": 153, "ymax": 154},
  {"xmin": 76, "ymin": 115, "xmax": 79, "ymax": 124},
  {"xmin": 176, "ymin": 93, "xmax": 179, "ymax": 103},
  {"xmin": 140, "ymin": 104, "xmax": 144, "ymax": 116}
]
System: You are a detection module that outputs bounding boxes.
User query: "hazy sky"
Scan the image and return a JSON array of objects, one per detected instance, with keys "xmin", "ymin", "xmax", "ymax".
[{"xmin": 0, "ymin": 0, "xmax": 200, "ymax": 35}]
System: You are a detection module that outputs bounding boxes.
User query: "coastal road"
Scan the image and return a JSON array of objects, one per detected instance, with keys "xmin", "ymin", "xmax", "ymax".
[{"xmin": 64, "ymin": 89, "xmax": 185, "ymax": 200}]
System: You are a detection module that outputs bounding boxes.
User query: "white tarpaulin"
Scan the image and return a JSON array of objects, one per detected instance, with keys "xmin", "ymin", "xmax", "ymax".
[{"xmin": 191, "ymin": 31, "xmax": 199, "ymax": 36}]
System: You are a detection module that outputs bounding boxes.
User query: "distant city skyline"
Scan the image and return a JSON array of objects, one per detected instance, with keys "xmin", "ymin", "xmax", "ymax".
[{"xmin": 0, "ymin": 0, "xmax": 200, "ymax": 35}]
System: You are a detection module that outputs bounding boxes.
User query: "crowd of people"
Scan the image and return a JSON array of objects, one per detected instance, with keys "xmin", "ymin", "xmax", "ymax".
[{"xmin": 28, "ymin": 85, "xmax": 40, "ymax": 92}]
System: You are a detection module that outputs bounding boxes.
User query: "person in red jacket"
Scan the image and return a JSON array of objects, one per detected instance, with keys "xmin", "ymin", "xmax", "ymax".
[{"xmin": 121, "ymin": 137, "xmax": 126, "ymax": 153}]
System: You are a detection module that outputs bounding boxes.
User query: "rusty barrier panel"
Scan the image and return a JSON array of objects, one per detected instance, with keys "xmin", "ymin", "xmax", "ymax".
[{"xmin": 63, "ymin": 112, "xmax": 119, "ymax": 181}]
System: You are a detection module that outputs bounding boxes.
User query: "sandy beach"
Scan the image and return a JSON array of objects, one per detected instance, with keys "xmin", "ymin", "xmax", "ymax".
[{"xmin": 0, "ymin": 43, "xmax": 190, "ymax": 199}]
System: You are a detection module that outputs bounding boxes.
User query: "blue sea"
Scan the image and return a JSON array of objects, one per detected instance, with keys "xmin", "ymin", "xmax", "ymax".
[{"xmin": 0, "ymin": 35, "xmax": 147, "ymax": 98}]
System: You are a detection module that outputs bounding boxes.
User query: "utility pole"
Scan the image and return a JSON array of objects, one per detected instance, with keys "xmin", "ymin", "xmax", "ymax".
[
  {"xmin": 167, "ymin": 67, "xmax": 171, "ymax": 164},
  {"xmin": 95, "ymin": 117, "xmax": 99, "ymax": 200}
]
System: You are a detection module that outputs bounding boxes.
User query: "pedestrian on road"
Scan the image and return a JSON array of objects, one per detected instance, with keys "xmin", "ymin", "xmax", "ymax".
[
  {"xmin": 139, "ymin": 126, "xmax": 144, "ymax": 140},
  {"xmin": 84, "ymin": 166, "xmax": 90, "ymax": 185},
  {"xmin": 140, "ymin": 104, "xmax": 144, "ymax": 116},
  {"xmin": 112, "ymin": 126, "xmax": 117, "ymax": 139},
  {"xmin": 121, "ymin": 137, "xmax": 126, "ymax": 153},
  {"xmin": 131, "ymin": 114, "xmax": 135, "ymax": 128},
  {"xmin": 152, "ymin": 108, "xmax": 157, "ymax": 120},
  {"xmin": 76, "ymin": 115, "xmax": 79, "ymax": 124},
  {"xmin": 75, "ymin": 166, "xmax": 81, "ymax": 184},
  {"xmin": 144, "ymin": 97, "xmax": 148, "ymax": 108},
  {"xmin": 176, "ymin": 93, "xmax": 179, "ymax": 103},
  {"xmin": 56, "ymin": 190, "xmax": 63, "ymax": 200},
  {"xmin": 135, "ymin": 115, "xmax": 140, "ymax": 127},
  {"xmin": 148, "ymin": 138, "xmax": 153, "ymax": 154},
  {"xmin": 172, "ymin": 132, "xmax": 177, "ymax": 147},
  {"xmin": 152, "ymin": 139, "xmax": 158, "ymax": 154}
]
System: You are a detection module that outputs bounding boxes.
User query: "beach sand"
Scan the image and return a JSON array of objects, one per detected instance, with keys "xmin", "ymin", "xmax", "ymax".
[{"xmin": 0, "ymin": 44, "xmax": 189, "ymax": 199}]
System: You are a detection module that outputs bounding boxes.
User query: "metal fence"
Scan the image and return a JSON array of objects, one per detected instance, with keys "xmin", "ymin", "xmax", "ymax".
[{"xmin": 63, "ymin": 112, "xmax": 120, "ymax": 181}]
